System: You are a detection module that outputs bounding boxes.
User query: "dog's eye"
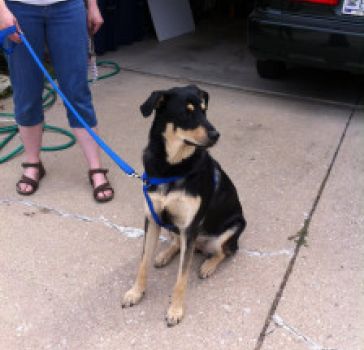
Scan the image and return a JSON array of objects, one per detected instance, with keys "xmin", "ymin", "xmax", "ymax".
[
  {"xmin": 201, "ymin": 103, "xmax": 207, "ymax": 111},
  {"xmin": 186, "ymin": 103, "xmax": 195, "ymax": 112}
]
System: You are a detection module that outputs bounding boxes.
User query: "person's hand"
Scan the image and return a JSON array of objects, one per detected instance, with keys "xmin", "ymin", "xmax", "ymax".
[
  {"xmin": 0, "ymin": 3, "xmax": 21, "ymax": 43},
  {"xmin": 87, "ymin": 0, "xmax": 103, "ymax": 35}
]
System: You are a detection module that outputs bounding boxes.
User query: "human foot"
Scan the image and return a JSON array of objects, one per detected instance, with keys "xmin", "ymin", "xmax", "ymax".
[
  {"xmin": 16, "ymin": 162, "xmax": 46, "ymax": 195},
  {"xmin": 88, "ymin": 168, "xmax": 114, "ymax": 202}
]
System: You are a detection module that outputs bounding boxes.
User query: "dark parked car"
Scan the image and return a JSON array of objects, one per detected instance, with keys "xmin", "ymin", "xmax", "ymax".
[{"xmin": 248, "ymin": 0, "xmax": 364, "ymax": 78}]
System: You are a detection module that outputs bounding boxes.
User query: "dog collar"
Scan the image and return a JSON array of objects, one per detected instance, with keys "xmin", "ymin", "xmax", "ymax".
[{"xmin": 141, "ymin": 172, "xmax": 184, "ymax": 187}]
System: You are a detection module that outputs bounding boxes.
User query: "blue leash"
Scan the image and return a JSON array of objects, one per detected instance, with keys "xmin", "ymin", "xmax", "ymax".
[{"xmin": 1, "ymin": 26, "xmax": 183, "ymax": 229}]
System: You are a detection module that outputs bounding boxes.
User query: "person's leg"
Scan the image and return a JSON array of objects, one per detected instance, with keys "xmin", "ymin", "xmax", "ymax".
[
  {"xmin": 6, "ymin": 1, "xmax": 46, "ymax": 193},
  {"xmin": 46, "ymin": 0, "xmax": 112, "ymax": 200},
  {"xmin": 72, "ymin": 127, "xmax": 102, "ymax": 169}
]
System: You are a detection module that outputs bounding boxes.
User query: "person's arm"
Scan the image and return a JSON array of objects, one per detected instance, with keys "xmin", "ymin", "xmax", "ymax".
[
  {"xmin": 0, "ymin": 0, "xmax": 21, "ymax": 42},
  {"xmin": 86, "ymin": 0, "xmax": 104, "ymax": 35}
]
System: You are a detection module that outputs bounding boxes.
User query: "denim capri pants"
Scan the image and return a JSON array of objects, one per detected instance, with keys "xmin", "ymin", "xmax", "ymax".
[{"xmin": 6, "ymin": 0, "xmax": 97, "ymax": 128}]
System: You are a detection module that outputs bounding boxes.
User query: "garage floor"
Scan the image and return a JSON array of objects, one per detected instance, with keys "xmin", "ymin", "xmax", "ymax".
[
  {"xmin": 1, "ymin": 14, "xmax": 363, "ymax": 350},
  {"xmin": 101, "ymin": 16, "xmax": 364, "ymax": 107}
]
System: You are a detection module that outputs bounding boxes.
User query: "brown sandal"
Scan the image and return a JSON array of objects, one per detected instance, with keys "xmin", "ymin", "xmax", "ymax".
[
  {"xmin": 16, "ymin": 162, "xmax": 46, "ymax": 196},
  {"xmin": 88, "ymin": 168, "xmax": 114, "ymax": 203}
]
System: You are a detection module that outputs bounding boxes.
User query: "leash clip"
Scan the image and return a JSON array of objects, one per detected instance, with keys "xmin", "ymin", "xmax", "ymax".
[{"xmin": 128, "ymin": 172, "xmax": 144, "ymax": 182}]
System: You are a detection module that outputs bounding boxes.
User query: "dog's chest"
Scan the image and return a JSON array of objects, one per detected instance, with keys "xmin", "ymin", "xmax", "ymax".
[{"xmin": 146, "ymin": 186, "xmax": 201, "ymax": 228}]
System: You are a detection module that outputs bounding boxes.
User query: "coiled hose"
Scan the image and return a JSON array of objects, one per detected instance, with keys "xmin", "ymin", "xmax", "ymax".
[{"xmin": 0, "ymin": 60, "xmax": 120, "ymax": 164}]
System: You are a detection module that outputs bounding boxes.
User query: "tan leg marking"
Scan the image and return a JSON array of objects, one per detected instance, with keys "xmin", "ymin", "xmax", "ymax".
[
  {"xmin": 122, "ymin": 220, "xmax": 160, "ymax": 308},
  {"xmin": 154, "ymin": 235, "xmax": 180, "ymax": 268},
  {"xmin": 166, "ymin": 233, "xmax": 194, "ymax": 327},
  {"xmin": 199, "ymin": 252, "xmax": 225, "ymax": 279},
  {"xmin": 166, "ymin": 271, "xmax": 189, "ymax": 327}
]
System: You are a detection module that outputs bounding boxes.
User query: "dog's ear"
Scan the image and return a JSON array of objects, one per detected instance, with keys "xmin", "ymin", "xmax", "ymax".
[
  {"xmin": 187, "ymin": 84, "xmax": 209, "ymax": 108},
  {"xmin": 200, "ymin": 89, "xmax": 209, "ymax": 108},
  {"xmin": 140, "ymin": 90, "xmax": 166, "ymax": 117}
]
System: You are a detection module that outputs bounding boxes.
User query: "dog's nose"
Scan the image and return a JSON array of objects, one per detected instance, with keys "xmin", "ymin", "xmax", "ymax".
[{"xmin": 208, "ymin": 130, "xmax": 220, "ymax": 142}]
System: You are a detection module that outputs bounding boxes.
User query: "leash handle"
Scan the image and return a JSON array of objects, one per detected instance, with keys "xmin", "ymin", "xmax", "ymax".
[
  {"xmin": 17, "ymin": 31, "xmax": 137, "ymax": 177},
  {"xmin": 0, "ymin": 25, "xmax": 18, "ymax": 54}
]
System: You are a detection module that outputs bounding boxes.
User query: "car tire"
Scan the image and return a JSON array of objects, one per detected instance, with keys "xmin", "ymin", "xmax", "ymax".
[{"xmin": 256, "ymin": 60, "xmax": 286, "ymax": 79}]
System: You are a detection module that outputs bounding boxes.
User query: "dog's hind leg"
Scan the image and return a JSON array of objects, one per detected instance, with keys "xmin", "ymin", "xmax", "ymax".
[
  {"xmin": 166, "ymin": 231, "xmax": 195, "ymax": 327},
  {"xmin": 199, "ymin": 251, "xmax": 226, "ymax": 279},
  {"xmin": 154, "ymin": 233, "xmax": 180, "ymax": 268},
  {"xmin": 122, "ymin": 218, "xmax": 161, "ymax": 308},
  {"xmin": 199, "ymin": 220, "xmax": 245, "ymax": 279}
]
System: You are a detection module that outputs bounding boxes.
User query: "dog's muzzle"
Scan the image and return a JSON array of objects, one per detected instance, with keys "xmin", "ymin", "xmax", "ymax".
[{"xmin": 183, "ymin": 129, "xmax": 220, "ymax": 148}]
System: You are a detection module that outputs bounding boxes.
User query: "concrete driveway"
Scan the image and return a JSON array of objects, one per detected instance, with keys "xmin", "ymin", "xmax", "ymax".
[{"xmin": 0, "ymin": 67, "xmax": 363, "ymax": 350}]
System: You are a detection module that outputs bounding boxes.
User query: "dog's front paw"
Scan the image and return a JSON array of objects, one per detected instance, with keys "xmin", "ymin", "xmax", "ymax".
[
  {"xmin": 165, "ymin": 305, "xmax": 184, "ymax": 327},
  {"xmin": 121, "ymin": 288, "xmax": 144, "ymax": 308}
]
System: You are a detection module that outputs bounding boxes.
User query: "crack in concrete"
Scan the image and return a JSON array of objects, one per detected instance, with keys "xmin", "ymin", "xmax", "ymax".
[
  {"xmin": 0, "ymin": 198, "xmax": 294, "ymax": 258},
  {"xmin": 254, "ymin": 99, "xmax": 358, "ymax": 350},
  {"xmin": 272, "ymin": 314, "xmax": 338, "ymax": 350},
  {"xmin": 0, "ymin": 198, "xmax": 144, "ymax": 239}
]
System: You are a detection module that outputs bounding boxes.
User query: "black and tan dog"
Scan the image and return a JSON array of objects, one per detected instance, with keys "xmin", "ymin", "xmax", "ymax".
[{"xmin": 122, "ymin": 85, "xmax": 246, "ymax": 326}]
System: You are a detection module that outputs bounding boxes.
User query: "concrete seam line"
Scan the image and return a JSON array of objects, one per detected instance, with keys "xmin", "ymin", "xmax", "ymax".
[
  {"xmin": 120, "ymin": 67, "xmax": 363, "ymax": 111},
  {"xmin": 0, "ymin": 198, "xmax": 144, "ymax": 239},
  {"xmin": 272, "ymin": 314, "xmax": 338, "ymax": 350},
  {"xmin": 0, "ymin": 198, "xmax": 296, "ymax": 257},
  {"xmin": 242, "ymin": 248, "xmax": 294, "ymax": 258},
  {"xmin": 253, "ymin": 99, "xmax": 357, "ymax": 350}
]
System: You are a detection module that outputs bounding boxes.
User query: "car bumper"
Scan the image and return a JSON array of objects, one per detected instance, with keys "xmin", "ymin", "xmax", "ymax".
[{"xmin": 248, "ymin": 10, "xmax": 364, "ymax": 73}]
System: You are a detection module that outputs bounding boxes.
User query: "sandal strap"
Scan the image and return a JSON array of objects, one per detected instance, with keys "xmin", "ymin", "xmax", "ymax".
[
  {"xmin": 17, "ymin": 175, "xmax": 38, "ymax": 190},
  {"xmin": 16, "ymin": 162, "xmax": 46, "ymax": 195},
  {"xmin": 93, "ymin": 182, "xmax": 115, "ymax": 202},
  {"xmin": 89, "ymin": 168, "xmax": 109, "ymax": 177},
  {"xmin": 21, "ymin": 161, "xmax": 43, "ymax": 169},
  {"xmin": 88, "ymin": 168, "xmax": 114, "ymax": 202},
  {"xmin": 88, "ymin": 168, "xmax": 109, "ymax": 186},
  {"xmin": 21, "ymin": 161, "xmax": 46, "ymax": 180},
  {"xmin": 93, "ymin": 181, "xmax": 114, "ymax": 196}
]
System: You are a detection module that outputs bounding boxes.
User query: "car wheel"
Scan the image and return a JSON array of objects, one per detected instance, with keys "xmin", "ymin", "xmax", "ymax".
[{"xmin": 256, "ymin": 60, "xmax": 286, "ymax": 79}]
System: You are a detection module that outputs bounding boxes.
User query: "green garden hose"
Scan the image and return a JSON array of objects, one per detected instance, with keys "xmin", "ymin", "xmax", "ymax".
[{"xmin": 0, "ymin": 60, "xmax": 120, "ymax": 164}]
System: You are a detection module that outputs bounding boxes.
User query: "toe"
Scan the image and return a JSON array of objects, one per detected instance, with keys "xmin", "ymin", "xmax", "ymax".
[
  {"xmin": 199, "ymin": 262, "xmax": 216, "ymax": 279},
  {"xmin": 166, "ymin": 306, "xmax": 184, "ymax": 327},
  {"xmin": 121, "ymin": 288, "xmax": 144, "ymax": 308}
]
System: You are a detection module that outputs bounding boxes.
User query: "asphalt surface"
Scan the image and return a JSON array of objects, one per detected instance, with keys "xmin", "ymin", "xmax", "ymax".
[{"xmin": 1, "ymin": 65, "xmax": 363, "ymax": 350}]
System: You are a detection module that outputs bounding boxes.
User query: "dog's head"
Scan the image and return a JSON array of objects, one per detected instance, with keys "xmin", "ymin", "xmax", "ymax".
[{"xmin": 140, "ymin": 85, "xmax": 220, "ymax": 149}]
